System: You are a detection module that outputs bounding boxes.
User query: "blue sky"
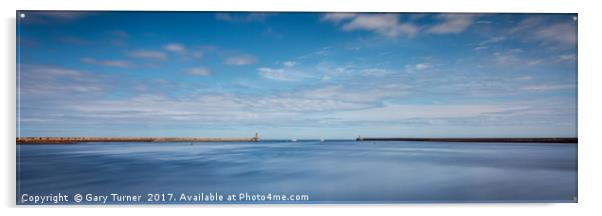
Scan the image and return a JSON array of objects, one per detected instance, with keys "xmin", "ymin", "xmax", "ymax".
[{"xmin": 16, "ymin": 12, "xmax": 577, "ymax": 139}]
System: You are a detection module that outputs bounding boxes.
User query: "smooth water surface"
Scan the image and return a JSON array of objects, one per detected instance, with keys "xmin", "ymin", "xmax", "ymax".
[{"xmin": 17, "ymin": 141, "xmax": 577, "ymax": 204}]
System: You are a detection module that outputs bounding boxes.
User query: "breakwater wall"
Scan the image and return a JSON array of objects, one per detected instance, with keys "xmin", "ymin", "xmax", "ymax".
[
  {"xmin": 17, "ymin": 136, "xmax": 260, "ymax": 144},
  {"xmin": 355, "ymin": 137, "xmax": 577, "ymax": 143}
]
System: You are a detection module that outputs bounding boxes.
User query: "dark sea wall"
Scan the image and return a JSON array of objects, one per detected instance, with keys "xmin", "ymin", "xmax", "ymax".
[
  {"xmin": 16, "ymin": 136, "xmax": 259, "ymax": 144},
  {"xmin": 356, "ymin": 137, "xmax": 578, "ymax": 143}
]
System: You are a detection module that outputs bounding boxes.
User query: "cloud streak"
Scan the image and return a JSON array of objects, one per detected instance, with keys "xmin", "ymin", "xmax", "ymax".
[
  {"xmin": 82, "ymin": 58, "xmax": 132, "ymax": 68},
  {"xmin": 128, "ymin": 50, "xmax": 167, "ymax": 60},
  {"xmin": 323, "ymin": 13, "xmax": 479, "ymax": 38},
  {"xmin": 427, "ymin": 14, "xmax": 479, "ymax": 34},
  {"xmin": 521, "ymin": 84, "xmax": 575, "ymax": 91},
  {"xmin": 186, "ymin": 67, "xmax": 211, "ymax": 76},
  {"xmin": 225, "ymin": 54, "xmax": 257, "ymax": 66},
  {"xmin": 532, "ymin": 23, "xmax": 577, "ymax": 46},
  {"xmin": 215, "ymin": 13, "xmax": 270, "ymax": 22},
  {"xmin": 258, "ymin": 67, "xmax": 308, "ymax": 81},
  {"xmin": 163, "ymin": 43, "xmax": 187, "ymax": 54},
  {"xmin": 323, "ymin": 13, "xmax": 418, "ymax": 38},
  {"xmin": 509, "ymin": 16, "xmax": 577, "ymax": 47}
]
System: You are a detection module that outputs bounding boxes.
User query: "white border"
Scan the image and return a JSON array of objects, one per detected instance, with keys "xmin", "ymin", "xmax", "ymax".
[{"xmin": 2, "ymin": 0, "xmax": 601, "ymax": 215}]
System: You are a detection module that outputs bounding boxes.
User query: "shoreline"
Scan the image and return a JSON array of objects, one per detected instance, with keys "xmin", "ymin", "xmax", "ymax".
[
  {"xmin": 16, "ymin": 136, "xmax": 578, "ymax": 144},
  {"xmin": 356, "ymin": 137, "xmax": 577, "ymax": 143},
  {"xmin": 16, "ymin": 136, "xmax": 260, "ymax": 144}
]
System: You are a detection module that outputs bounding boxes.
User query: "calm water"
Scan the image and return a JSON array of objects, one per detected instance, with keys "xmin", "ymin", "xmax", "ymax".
[{"xmin": 16, "ymin": 141, "xmax": 577, "ymax": 204}]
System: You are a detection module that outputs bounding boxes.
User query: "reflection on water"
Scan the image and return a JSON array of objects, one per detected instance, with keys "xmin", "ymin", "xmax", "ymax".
[{"xmin": 17, "ymin": 141, "xmax": 577, "ymax": 203}]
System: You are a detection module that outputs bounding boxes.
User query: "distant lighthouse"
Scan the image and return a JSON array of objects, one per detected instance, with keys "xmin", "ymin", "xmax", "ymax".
[{"xmin": 253, "ymin": 132, "xmax": 260, "ymax": 142}]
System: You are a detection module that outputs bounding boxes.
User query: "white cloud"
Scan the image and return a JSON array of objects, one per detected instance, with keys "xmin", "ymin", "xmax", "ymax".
[
  {"xmin": 415, "ymin": 63, "xmax": 431, "ymax": 70},
  {"xmin": 82, "ymin": 57, "xmax": 132, "ymax": 68},
  {"xmin": 559, "ymin": 54, "xmax": 576, "ymax": 61},
  {"xmin": 283, "ymin": 61, "xmax": 297, "ymax": 67},
  {"xmin": 324, "ymin": 13, "xmax": 478, "ymax": 37},
  {"xmin": 526, "ymin": 59, "xmax": 543, "ymax": 66},
  {"xmin": 509, "ymin": 16, "xmax": 577, "ymax": 47},
  {"xmin": 493, "ymin": 51, "xmax": 522, "ymax": 65},
  {"xmin": 323, "ymin": 13, "xmax": 418, "ymax": 38},
  {"xmin": 321, "ymin": 13, "xmax": 358, "ymax": 23},
  {"xmin": 479, "ymin": 36, "xmax": 506, "ymax": 45},
  {"xmin": 163, "ymin": 43, "xmax": 187, "ymax": 54},
  {"xmin": 224, "ymin": 54, "xmax": 257, "ymax": 66},
  {"xmin": 474, "ymin": 46, "xmax": 488, "ymax": 51},
  {"xmin": 318, "ymin": 66, "xmax": 351, "ymax": 81},
  {"xmin": 299, "ymin": 85, "xmax": 343, "ymax": 99},
  {"xmin": 20, "ymin": 64, "xmax": 85, "ymax": 80},
  {"xmin": 186, "ymin": 67, "xmax": 211, "ymax": 76},
  {"xmin": 405, "ymin": 63, "xmax": 432, "ymax": 72},
  {"xmin": 128, "ymin": 50, "xmax": 167, "ymax": 60},
  {"xmin": 162, "ymin": 43, "xmax": 203, "ymax": 59},
  {"xmin": 298, "ymin": 84, "xmax": 408, "ymax": 104},
  {"xmin": 515, "ymin": 76, "xmax": 533, "ymax": 81},
  {"xmin": 343, "ymin": 14, "xmax": 418, "ymax": 38},
  {"xmin": 360, "ymin": 68, "xmax": 394, "ymax": 77},
  {"xmin": 319, "ymin": 104, "xmax": 520, "ymax": 122},
  {"xmin": 54, "ymin": 86, "xmax": 375, "ymax": 126},
  {"xmin": 521, "ymin": 84, "xmax": 575, "ymax": 91},
  {"xmin": 509, "ymin": 16, "xmax": 546, "ymax": 34},
  {"xmin": 493, "ymin": 49, "xmax": 547, "ymax": 67},
  {"xmin": 532, "ymin": 23, "xmax": 577, "ymax": 46},
  {"xmin": 257, "ymin": 65, "xmax": 320, "ymax": 82},
  {"xmin": 258, "ymin": 67, "xmax": 304, "ymax": 81},
  {"xmin": 474, "ymin": 36, "xmax": 505, "ymax": 51},
  {"xmin": 18, "ymin": 65, "xmax": 106, "ymax": 98},
  {"xmin": 215, "ymin": 13, "xmax": 270, "ymax": 22},
  {"xmin": 251, "ymin": 97, "xmax": 366, "ymax": 112},
  {"xmin": 427, "ymin": 14, "xmax": 478, "ymax": 34}
]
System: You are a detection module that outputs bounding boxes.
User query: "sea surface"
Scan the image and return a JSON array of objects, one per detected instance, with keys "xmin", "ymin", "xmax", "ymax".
[{"xmin": 16, "ymin": 140, "xmax": 577, "ymax": 204}]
